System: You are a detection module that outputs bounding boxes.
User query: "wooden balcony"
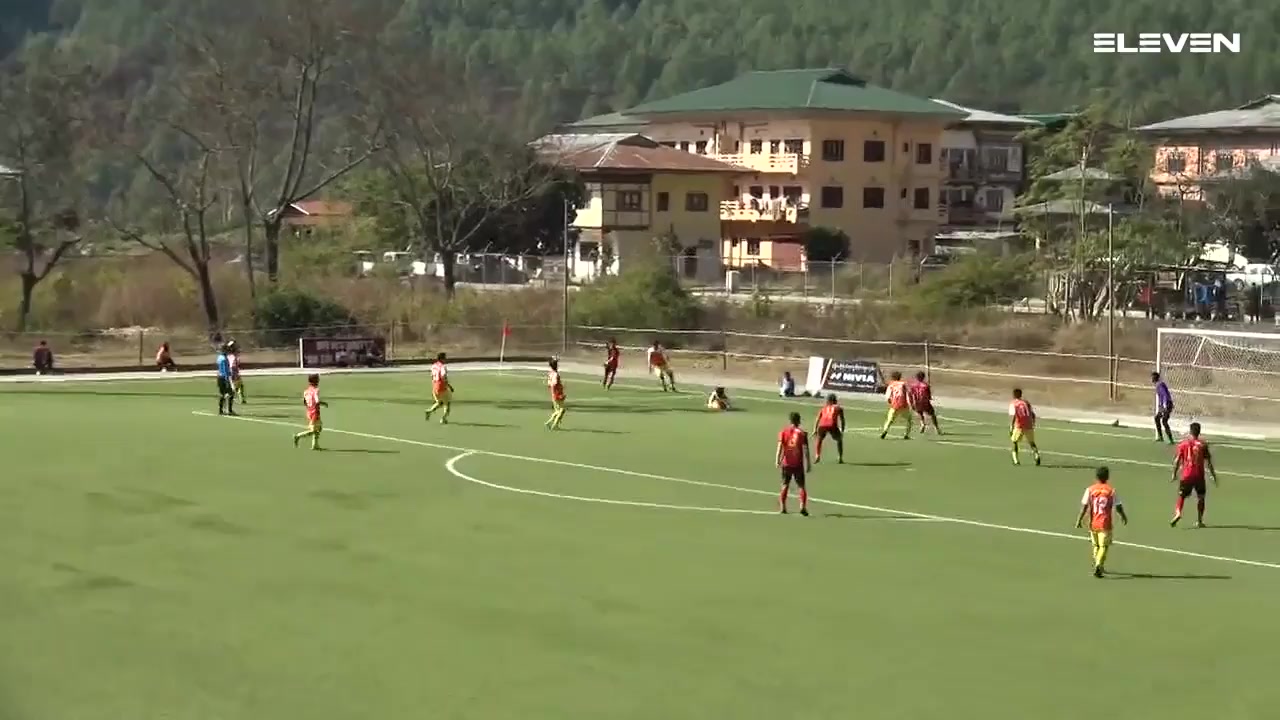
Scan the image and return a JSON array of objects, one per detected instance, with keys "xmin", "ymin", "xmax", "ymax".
[
  {"xmin": 711, "ymin": 152, "xmax": 808, "ymax": 174},
  {"xmin": 720, "ymin": 201, "xmax": 806, "ymax": 223}
]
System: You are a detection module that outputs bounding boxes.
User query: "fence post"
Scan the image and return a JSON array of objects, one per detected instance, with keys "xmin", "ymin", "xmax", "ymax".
[
  {"xmin": 721, "ymin": 329, "xmax": 728, "ymax": 371},
  {"xmin": 388, "ymin": 321, "xmax": 396, "ymax": 361},
  {"xmin": 924, "ymin": 339, "xmax": 931, "ymax": 381},
  {"xmin": 888, "ymin": 262, "xmax": 894, "ymax": 300},
  {"xmin": 830, "ymin": 263, "xmax": 836, "ymax": 303},
  {"xmin": 137, "ymin": 328, "xmax": 144, "ymax": 366}
]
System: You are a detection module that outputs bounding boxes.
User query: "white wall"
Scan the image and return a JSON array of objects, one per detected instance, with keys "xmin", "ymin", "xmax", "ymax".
[{"xmin": 942, "ymin": 129, "xmax": 977, "ymax": 150}]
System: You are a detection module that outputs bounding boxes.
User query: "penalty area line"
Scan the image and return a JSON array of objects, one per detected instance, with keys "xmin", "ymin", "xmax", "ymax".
[{"xmin": 191, "ymin": 410, "xmax": 1280, "ymax": 571}]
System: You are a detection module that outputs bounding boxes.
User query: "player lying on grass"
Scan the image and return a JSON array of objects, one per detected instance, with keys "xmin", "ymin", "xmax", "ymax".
[
  {"xmin": 910, "ymin": 371, "xmax": 941, "ymax": 434},
  {"xmin": 546, "ymin": 357, "xmax": 567, "ymax": 429},
  {"xmin": 813, "ymin": 393, "xmax": 844, "ymax": 463},
  {"xmin": 425, "ymin": 352, "xmax": 453, "ymax": 424},
  {"xmin": 1009, "ymin": 387, "xmax": 1041, "ymax": 466},
  {"xmin": 706, "ymin": 386, "xmax": 731, "ymax": 410},
  {"xmin": 293, "ymin": 374, "xmax": 328, "ymax": 450},
  {"xmin": 776, "ymin": 411, "xmax": 812, "ymax": 516},
  {"xmin": 155, "ymin": 342, "xmax": 176, "ymax": 371},
  {"xmin": 879, "ymin": 371, "xmax": 912, "ymax": 439},
  {"xmin": 603, "ymin": 338, "xmax": 620, "ymax": 389},
  {"xmin": 1152, "ymin": 371, "xmax": 1174, "ymax": 443},
  {"xmin": 1171, "ymin": 422, "xmax": 1218, "ymax": 528},
  {"xmin": 647, "ymin": 341, "xmax": 676, "ymax": 392},
  {"xmin": 1076, "ymin": 466, "xmax": 1128, "ymax": 578}
]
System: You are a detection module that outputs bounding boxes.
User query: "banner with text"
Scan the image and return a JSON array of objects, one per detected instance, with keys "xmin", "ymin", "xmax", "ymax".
[
  {"xmin": 804, "ymin": 356, "xmax": 884, "ymax": 395},
  {"xmin": 298, "ymin": 337, "xmax": 388, "ymax": 368}
]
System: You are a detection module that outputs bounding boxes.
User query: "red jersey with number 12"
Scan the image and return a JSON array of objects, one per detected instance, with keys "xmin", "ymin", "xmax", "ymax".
[
  {"xmin": 1176, "ymin": 437, "xmax": 1210, "ymax": 480},
  {"xmin": 303, "ymin": 386, "xmax": 321, "ymax": 423},
  {"xmin": 778, "ymin": 426, "xmax": 808, "ymax": 468}
]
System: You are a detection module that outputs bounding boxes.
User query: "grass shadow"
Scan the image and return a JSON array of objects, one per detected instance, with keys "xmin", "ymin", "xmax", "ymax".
[
  {"xmin": 324, "ymin": 448, "xmax": 400, "ymax": 454},
  {"xmin": 844, "ymin": 461, "xmax": 912, "ymax": 468},
  {"xmin": 1202, "ymin": 524, "xmax": 1280, "ymax": 532},
  {"xmin": 555, "ymin": 427, "xmax": 625, "ymax": 434},
  {"xmin": 822, "ymin": 512, "xmax": 929, "ymax": 521},
  {"xmin": 1039, "ymin": 462, "xmax": 1098, "ymax": 470},
  {"xmin": 447, "ymin": 421, "xmax": 513, "ymax": 428},
  {"xmin": 1106, "ymin": 571, "xmax": 1230, "ymax": 581}
]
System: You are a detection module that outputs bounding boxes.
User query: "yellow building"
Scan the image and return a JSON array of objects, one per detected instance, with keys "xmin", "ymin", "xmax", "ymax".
[
  {"xmin": 564, "ymin": 68, "xmax": 966, "ymax": 262},
  {"xmin": 539, "ymin": 133, "xmax": 746, "ymax": 282},
  {"xmin": 1138, "ymin": 95, "xmax": 1280, "ymax": 199}
]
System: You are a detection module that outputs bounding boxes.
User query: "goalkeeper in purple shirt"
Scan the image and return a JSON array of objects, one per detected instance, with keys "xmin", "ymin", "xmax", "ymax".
[{"xmin": 1152, "ymin": 371, "xmax": 1174, "ymax": 443}]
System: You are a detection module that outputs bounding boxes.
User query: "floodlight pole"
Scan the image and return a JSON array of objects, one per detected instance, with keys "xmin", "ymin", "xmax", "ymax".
[
  {"xmin": 561, "ymin": 197, "xmax": 570, "ymax": 356},
  {"xmin": 1107, "ymin": 203, "xmax": 1116, "ymax": 401}
]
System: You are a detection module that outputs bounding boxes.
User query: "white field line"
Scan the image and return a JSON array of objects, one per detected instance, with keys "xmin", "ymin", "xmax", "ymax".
[
  {"xmin": 193, "ymin": 411, "xmax": 1280, "ymax": 571},
  {"xmin": 445, "ymin": 451, "xmax": 940, "ymax": 519},
  {"xmin": 547, "ymin": 371, "xmax": 1280, "ymax": 455}
]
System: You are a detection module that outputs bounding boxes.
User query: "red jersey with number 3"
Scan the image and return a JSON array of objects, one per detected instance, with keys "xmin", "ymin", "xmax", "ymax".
[
  {"xmin": 778, "ymin": 426, "xmax": 808, "ymax": 468},
  {"xmin": 1176, "ymin": 437, "xmax": 1210, "ymax": 480}
]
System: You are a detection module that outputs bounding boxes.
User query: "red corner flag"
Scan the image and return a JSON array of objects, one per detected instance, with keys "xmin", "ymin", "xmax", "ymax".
[{"xmin": 502, "ymin": 321, "xmax": 511, "ymax": 337}]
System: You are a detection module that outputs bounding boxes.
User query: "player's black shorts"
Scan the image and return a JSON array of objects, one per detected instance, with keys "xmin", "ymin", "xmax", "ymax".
[
  {"xmin": 1178, "ymin": 476, "xmax": 1207, "ymax": 497},
  {"xmin": 216, "ymin": 377, "xmax": 233, "ymax": 396},
  {"xmin": 816, "ymin": 426, "xmax": 842, "ymax": 442},
  {"xmin": 780, "ymin": 465, "xmax": 806, "ymax": 486},
  {"xmin": 1155, "ymin": 407, "xmax": 1173, "ymax": 420}
]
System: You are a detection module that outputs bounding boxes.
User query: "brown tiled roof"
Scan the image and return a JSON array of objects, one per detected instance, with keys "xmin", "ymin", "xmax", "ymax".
[
  {"xmin": 289, "ymin": 200, "xmax": 354, "ymax": 216},
  {"xmin": 538, "ymin": 133, "xmax": 749, "ymax": 173}
]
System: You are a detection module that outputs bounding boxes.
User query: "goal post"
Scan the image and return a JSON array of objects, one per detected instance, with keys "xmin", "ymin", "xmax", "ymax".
[{"xmin": 1156, "ymin": 327, "xmax": 1280, "ymax": 426}]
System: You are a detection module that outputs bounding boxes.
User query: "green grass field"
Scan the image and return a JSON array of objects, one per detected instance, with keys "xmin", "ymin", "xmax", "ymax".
[{"xmin": 4, "ymin": 367, "xmax": 1280, "ymax": 719}]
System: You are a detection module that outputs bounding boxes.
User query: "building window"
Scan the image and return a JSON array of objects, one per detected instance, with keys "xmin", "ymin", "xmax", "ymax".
[
  {"xmin": 733, "ymin": 140, "xmax": 741, "ymax": 152},
  {"xmin": 913, "ymin": 187, "xmax": 930, "ymax": 209},
  {"xmin": 784, "ymin": 139, "xmax": 804, "ymax": 154},
  {"xmin": 731, "ymin": 185, "xmax": 739, "ymax": 197},
  {"xmin": 679, "ymin": 141, "xmax": 690, "ymax": 151},
  {"xmin": 863, "ymin": 187, "xmax": 885, "ymax": 208},
  {"xmin": 822, "ymin": 140, "xmax": 845, "ymax": 162},
  {"xmin": 685, "ymin": 192, "xmax": 709, "ymax": 212},
  {"xmin": 578, "ymin": 241, "xmax": 598, "ymax": 262},
  {"xmin": 769, "ymin": 140, "xmax": 781, "ymax": 154},
  {"xmin": 1165, "ymin": 153, "xmax": 1187, "ymax": 173},
  {"xmin": 695, "ymin": 140, "xmax": 707, "ymax": 154},
  {"xmin": 863, "ymin": 140, "xmax": 885, "ymax": 162},
  {"xmin": 746, "ymin": 239, "xmax": 761, "ymax": 256},
  {"xmin": 1215, "ymin": 153, "xmax": 1235, "ymax": 172},
  {"xmin": 820, "ymin": 186, "xmax": 844, "ymax": 208},
  {"xmin": 768, "ymin": 185, "xmax": 780, "ymax": 198},
  {"xmin": 749, "ymin": 140, "xmax": 763, "ymax": 154},
  {"xmin": 983, "ymin": 147, "xmax": 1010, "ymax": 172},
  {"xmin": 749, "ymin": 185, "xmax": 764, "ymax": 198},
  {"xmin": 982, "ymin": 188, "xmax": 1005, "ymax": 212},
  {"xmin": 783, "ymin": 185, "xmax": 802, "ymax": 202},
  {"xmin": 618, "ymin": 190, "xmax": 644, "ymax": 211},
  {"xmin": 661, "ymin": 141, "xmax": 677, "ymax": 148},
  {"xmin": 656, "ymin": 192, "xmax": 670, "ymax": 212},
  {"xmin": 916, "ymin": 143, "xmax": 933, "ymax": 165}
]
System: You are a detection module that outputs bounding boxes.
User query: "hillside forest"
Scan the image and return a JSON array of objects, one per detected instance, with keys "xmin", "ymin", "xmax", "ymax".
[{"xmin": 0, "ymin": 0, "xmax": 1278, "ymax": 334}]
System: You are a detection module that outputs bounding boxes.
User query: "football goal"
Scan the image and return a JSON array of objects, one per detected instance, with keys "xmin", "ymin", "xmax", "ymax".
[{"xmin": 1155, "ymin": 327, "xmax": 1280, "ymax": 425}]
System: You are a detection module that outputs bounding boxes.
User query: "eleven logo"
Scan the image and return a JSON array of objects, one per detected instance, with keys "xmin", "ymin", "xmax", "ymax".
[{"xmin": 1093, "ymin": 33, "xmax": 1241, "ymax": 53}]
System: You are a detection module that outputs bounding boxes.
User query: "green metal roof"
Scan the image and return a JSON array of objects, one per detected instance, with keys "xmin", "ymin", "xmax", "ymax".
[
  {"xmin": 624, "ymin": 69, "xmax": 964, "ymax": 118},
  {"xmin": 558, "ymin": 111, "xmax": 649, "ymax": 134}
]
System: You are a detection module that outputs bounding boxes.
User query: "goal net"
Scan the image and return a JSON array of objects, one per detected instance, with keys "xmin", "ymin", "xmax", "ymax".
[{"xmin": 1156, "ymin": 327, "xmax": 1280, "ymax": 426}]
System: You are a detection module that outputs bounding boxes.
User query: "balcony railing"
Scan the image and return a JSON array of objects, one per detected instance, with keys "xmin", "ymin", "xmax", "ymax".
[
  {"xmin": 711, "ymin": 152, "xmax": 809, "ymax": 174},
  {"xmin": 720, "ymin": 200, "xmax": 807, "ymax": 223}
]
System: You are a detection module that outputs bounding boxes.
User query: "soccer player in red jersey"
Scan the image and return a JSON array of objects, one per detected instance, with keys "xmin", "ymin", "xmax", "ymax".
[
  {"xmin": 776, "ymin": 411, "xmax": 812, "ymax": 516},
  {"xmin": 546, "ymin": 358, "xmax": 567, "ymax": 429},
  {"xmin": 425, "ymin": 352, "xmax": 453, "ymax": 424},
  {"xmin": 910, "ymin": 371, "xmax": 941, "ymax": 435},
  {"xmin": 812, "ymin": 393, "xmax": 845, "ymax": 464},
  {"xmin": 293, "ymin": 374, "xmax": 328, "ymax": 450},
  {"xmin": 1171, "ymin": 422, "xmax": 1218, "ymax": 528},
  {"xmin": 603, "ymin": 338, "xmax": 620, "ymax": 389}
]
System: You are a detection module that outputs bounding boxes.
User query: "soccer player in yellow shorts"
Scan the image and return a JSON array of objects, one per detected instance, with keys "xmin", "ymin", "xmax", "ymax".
[
  {"xmin": 425, "ymin": 352, "xmax": 453, "ymax": 424},
  {"xmin": 546, "ymin": 358, "xmax": 567, "ymax": 429},
  {"xmin": 879, "ymin": 371, "xmax": 912, "ymax": 439},
  {"xmin": 1076, "ymin": 466, "xmax": 1127, "ymax": 578}
]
